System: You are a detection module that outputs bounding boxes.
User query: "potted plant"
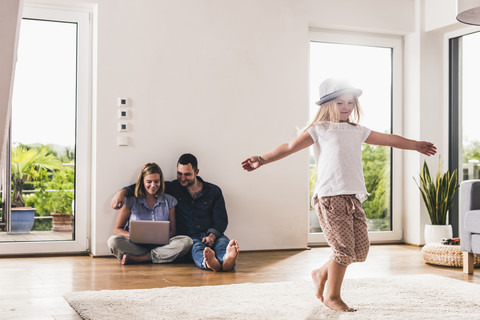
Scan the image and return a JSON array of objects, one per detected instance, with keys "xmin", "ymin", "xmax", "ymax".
[
  {"xmin": 414, "ymin": 158, "xmax": 459, "ymax": 244},
  {"xmin": 47, "ymin": 170, "xmax": 74, "ymax": 232},
  {"xmin": 10, "ymin": 145, "xmax": 61, "ymax": 234}
]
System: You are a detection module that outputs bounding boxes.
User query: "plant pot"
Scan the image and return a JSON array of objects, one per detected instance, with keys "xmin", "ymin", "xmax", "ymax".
[
  {"xmin": 424, "ymin": 224, "xmax": 453, "ymax": 244},
  {"xmin": 51, "ymin": 212, "xmax": 73, "ymax": 232},
  {"xmin": 9, "ymin": 207, "xmax": 36, "ymax": 234}
]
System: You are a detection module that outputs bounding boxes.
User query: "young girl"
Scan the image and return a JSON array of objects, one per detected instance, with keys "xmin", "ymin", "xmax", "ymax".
[
  {"xmin": 241, "ymin": 78, "xmax": 436, "ymax": 312},
  {"xmin": 107, "ymin": 162, "xmax": 193, "ymax": 265}
]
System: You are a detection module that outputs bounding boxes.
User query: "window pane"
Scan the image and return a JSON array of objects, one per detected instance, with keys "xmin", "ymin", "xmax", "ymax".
[
  {"xmin": 1, "ymin": 18, "xmax": 77, "ymax": 241},
  {"xmin": 461, "ymin": 32, "xmax": 480, "ymax": 181},
  {"xmin": 309, "ymin": 42, "xmax": 392, "ymax": 232}
]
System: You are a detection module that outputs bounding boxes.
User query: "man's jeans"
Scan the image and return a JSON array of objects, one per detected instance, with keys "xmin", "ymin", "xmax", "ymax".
[{"xmin": 191, "ymin": 233, "xmax": 231, "ymax": 270}]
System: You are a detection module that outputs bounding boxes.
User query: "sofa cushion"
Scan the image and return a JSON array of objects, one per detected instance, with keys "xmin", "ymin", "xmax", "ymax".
[
  {"xmin": 472, "ymin": 182, "xmax": 480, "ymax": 210},
  {"xmin": 472, "ymin": 234, "xmax": 480, "ymax": 253},
  {"xmin": 465, "ymin": 210, "xmax": 480, "ymax": 233}
]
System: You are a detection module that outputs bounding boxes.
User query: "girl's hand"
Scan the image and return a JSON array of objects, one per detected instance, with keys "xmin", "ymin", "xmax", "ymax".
[
  {"xmin": 416, "ymin": 141, "xmax": 437, "ymax": 156},
  {"xmin": 241, "ymin": 156, "xmax": 262, "ymax": 172}
]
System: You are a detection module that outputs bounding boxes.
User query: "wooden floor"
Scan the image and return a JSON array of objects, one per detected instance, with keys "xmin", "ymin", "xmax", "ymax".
[{"xmin": 1, "ymin": 244, "xmax": 479, "ymax": 319}]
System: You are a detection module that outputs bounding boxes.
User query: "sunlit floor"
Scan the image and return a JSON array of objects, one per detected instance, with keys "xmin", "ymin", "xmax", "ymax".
[{"xmin": 1, "ymin": 244, "xmax": 479, "ymax": 319}]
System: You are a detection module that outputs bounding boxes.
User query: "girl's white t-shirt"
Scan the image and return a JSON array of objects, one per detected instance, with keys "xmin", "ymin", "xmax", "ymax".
[{"xmin": 307, "ymin": 122, "xmax": 371, "ymax": 203}]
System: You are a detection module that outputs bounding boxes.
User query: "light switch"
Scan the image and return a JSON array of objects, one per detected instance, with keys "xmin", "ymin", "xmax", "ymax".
[
  {"xmin": 118, "ymin": 109, "xmax": 129, "ymax": 119},
  {"xmin": 117, "ymin": 135, "xmax": 128, "ymax": 146},
  {"xmin": 118, "ymin": 97, "xmax": 130, "ymax": 107},
  {"xmin": 118, "ymin": 123, "xmax": 128, "ymax": 132}
]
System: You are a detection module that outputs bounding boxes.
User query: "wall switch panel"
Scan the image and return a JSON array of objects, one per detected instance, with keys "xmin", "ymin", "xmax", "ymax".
[{"xmin": 117, "ymin": 135, "xmax": 128, "ymax": 146}]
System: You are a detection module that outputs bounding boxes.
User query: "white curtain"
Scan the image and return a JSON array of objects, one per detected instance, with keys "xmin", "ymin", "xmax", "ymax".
[{"xmin": 0, "ymin": 0, "xmax": 23, "ymax": 176}]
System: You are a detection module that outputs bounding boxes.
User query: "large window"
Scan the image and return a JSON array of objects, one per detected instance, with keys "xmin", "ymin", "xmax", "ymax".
[
  {"xmin": 458, "ymin": 32, "xmax": 480, "ymax": 181},
  {"xmin": 0, "ymin": 5, "xmax": 91, "ymax": 254},
  {"xmin": 308, "ymin": 30, "xmax": 403, "ymax": 244},
  {"xmin": 449, "ymin": 31, "xmax": 480, "ymax": 236}
]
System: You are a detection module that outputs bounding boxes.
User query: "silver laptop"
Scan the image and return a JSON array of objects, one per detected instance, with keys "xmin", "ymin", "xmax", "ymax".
[{"xmin": 129, "ymin": 220, "xmax": 170, "ymax": 245}]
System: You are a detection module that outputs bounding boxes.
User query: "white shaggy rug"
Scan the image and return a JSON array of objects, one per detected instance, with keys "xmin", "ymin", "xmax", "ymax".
[{"xmin": 64, "ymin": 274, "xmax": 480, "ymax": 320}]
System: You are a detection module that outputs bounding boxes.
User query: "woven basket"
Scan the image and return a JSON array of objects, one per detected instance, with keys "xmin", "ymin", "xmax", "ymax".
[{"xmin": 421, "ymin": 243, "xmax": 480, "ymax": 267}]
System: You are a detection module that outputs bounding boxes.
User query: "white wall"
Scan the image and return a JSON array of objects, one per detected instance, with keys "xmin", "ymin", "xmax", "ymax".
[
  {"xmin": 307, "ymin": 0, "xmax": 416, "ymax": 34},
  {"xmin": 402, "ymin": 0, "xmax": 480, "ymax": 244},
  {"xmin": 89, "ymin": 0, "xmax": 424, "ymax": 255},
  {"xmin": 91, "ymin": 0, "xmax": 311, "ymax": 255},
  {"xmin": 19, "ymin": 0, "xmax": 466, "ymax": 254}
]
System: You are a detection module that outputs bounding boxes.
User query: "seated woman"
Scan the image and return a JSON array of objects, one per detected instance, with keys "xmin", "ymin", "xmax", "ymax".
[{"xmin": 107, "ymin": 162, "xmax": 193, "ymax": 265}]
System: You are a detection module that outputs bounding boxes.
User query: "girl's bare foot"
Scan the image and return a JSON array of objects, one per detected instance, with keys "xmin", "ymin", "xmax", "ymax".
[
  {"xmin": 121, "ymin": 254, "xmax": 148, "ymax": 265},
  {"xmin": 203, "ymin": 247, "xmax": 221, "ymax": 271},
  {"xmin": 324, "ymin": 297, "xmax": 357, "ymax": 312},
  {"xmin": 311, "ymin": 263, "xmax": 328, "ymax": 301},
  {"xmin": 221, "ymin": 240, "xmax": 240, "ymax": 271}
]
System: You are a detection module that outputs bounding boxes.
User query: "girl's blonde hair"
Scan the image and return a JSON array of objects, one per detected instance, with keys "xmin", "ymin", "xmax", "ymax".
[
  {"xmin": 303, "ymin": 96, "xmax": 363, "ymax": 132},
  {"xmin": 135, "ymin": 162, "xmax": 165, "ymax": 198}
]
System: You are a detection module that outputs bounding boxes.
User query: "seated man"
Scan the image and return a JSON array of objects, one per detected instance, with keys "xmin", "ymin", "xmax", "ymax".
[{"xmin": 112, "ymin": 153, "xmax": 240, "ymax": 271}]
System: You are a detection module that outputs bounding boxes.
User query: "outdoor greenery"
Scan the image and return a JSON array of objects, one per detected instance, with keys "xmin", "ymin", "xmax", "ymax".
[
  {"xmin": 11, "ymin": 145, "xmax": 62, "ymax": 207},
  {"xmin": 464, "ymin": 141, "xmax": 480, "ymax": 162},
  {"xmin": 414, "ymin": 159, "xmax": 459, "ymax": 225},
  {"xmin": 10, "ymin": 144, "xmax": 75, "ymax": 231},
  {"xmin": 361, "ymin": 144, "xmax": 390, "ymax": 230}
]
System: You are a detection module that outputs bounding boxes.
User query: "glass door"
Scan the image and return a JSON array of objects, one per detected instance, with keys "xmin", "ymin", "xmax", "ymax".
[{"xmin": 0, "ymin": 5, "xmax": 90, "ymax": 254}]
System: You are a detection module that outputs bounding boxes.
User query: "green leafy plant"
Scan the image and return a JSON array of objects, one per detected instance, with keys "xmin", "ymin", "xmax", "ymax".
[
  {"xmin": 11, "ymin": 146, "xmax": 62, "ymax": 207},
  {"xmin": 362, "ymin": 144, "xmax": 391, "ymax": 230},
  {"xmin": 414, "ymin": 159, "xmax": 459, "ymax": 225},
  {"xmin": 45, "ymin": 169, "xmax": 74, "ymax": 214}
]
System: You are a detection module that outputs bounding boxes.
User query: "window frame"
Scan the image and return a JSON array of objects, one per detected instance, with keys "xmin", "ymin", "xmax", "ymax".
[
  {"xmin": 0, "ymin": 4, "xmax": 92, "ymax": 254},
  {"xmin": 446, "ymin": 27, "xmax": 480, "ymax": 237},
  {"xmin": 308, "ymin": 29, "xmax": 404, "ymax": 245}
]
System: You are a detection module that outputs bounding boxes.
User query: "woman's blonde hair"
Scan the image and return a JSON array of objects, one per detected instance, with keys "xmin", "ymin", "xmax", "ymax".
[
  {"xmin": 135, "ymin": 162, "xmax": 165, "ymax": 198},
  {"xmin": 303, "ymin": 96, "xmax": 363, "ymax": 132}
]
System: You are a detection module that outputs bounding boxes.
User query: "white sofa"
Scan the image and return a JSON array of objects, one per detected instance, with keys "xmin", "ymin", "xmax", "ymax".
[{"xmin": 460, "ymin": 179, "xmax": 480, "ymax": 274}]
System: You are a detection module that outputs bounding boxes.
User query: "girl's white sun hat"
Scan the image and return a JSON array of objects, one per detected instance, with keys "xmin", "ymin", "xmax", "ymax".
[{"xmin": 316, "ymin": 78, "xmax": 362, "ymax": 106}]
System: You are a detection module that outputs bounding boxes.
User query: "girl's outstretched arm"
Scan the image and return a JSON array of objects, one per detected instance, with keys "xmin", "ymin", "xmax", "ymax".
[
  {"xmin": 365, "ymin": 130, "xmax": 437, "ymax": 156},
  {"xmin": 241, "ymin": 131, "xmax": 314, "ymax": 172}
]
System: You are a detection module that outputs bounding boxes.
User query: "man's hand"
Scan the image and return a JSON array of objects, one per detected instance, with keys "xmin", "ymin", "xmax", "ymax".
[
  {"xmin": 202, "ymin": 233, "xmax": 216, "ymax": 247},
  {"xmin": 111, "ymin": 189, "xmax": 128, "ymax": 209}
]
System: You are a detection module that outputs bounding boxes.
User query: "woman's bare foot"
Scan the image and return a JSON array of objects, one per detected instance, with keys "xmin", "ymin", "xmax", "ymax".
[
  {"xmin": 221, "ymin": 240, "xmax": 240, "ymax": 271},
  {"xmin": 324, "ymin": 297, "xmax": 357, "ymax": 312},
  {"xmin": 121, "ymin": 254, "xmax": 149, "ymax": 265},
  {"xmin": 203, "ymin": 247, "xmax": 221, "ymax": 271},
  {"xmin": 311, "ymin": 263, "xmax": 329, "ymax": 301}
]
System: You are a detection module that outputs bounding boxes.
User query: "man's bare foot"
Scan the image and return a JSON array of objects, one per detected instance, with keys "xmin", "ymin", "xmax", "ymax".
[
  {"xmin": 203, "ymin": 247, "xmax": 221, "ymax": 271},
  {"xmin": 121, "ymin": 254, "xmax": 149, "ymax": 265},
  {"xmin": 323, "ymin": 297, "xmax": 357, "ymax": 312},
  {"xmin": 311, "ymin": 263, "xmax": 328, "ymax": 302},
  {"xmin": 222, "ymin": 240, "xmax": 240, "ymax": 271}
]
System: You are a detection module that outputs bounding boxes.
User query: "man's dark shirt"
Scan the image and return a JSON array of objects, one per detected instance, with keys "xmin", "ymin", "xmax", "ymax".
[{"xmin": 123, "ymin": 177, "xmax": 228, "ymax": 238}]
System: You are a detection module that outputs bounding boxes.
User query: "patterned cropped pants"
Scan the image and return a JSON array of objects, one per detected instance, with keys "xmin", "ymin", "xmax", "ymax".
[{"xmin": 314, "ymin": 194, "xmax": 370, "ymax": 266}]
